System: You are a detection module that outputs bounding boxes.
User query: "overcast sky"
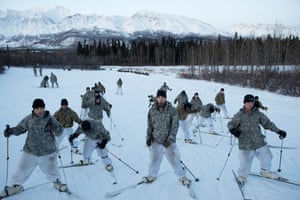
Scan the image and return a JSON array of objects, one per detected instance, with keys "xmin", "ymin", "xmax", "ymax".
[{"xmin": 1, "ymin": 0, "xmax": 299, "ymax": 28}]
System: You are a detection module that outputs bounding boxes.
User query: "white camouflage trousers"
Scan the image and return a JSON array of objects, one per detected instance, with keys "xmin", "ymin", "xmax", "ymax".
[
  {"xmin": 56, "ymin": 127, "xmax": 79, "ymax": 148},
  {"xmin": 238, "ymin": 145, "xmax": 273, "ymax": 178},
  {"xmin": 10, "ymin": 151, "xmax": 61, "ymax": 185},
  {"xmin": 148, "ymin": 142, "xmax": 186, "ymax": 178},
  {"xmin": 179, "ymin": 120, "xmax": 191, "ymax": 140},
  {"xmin": 82, "ymin": 136, "xmax": 112, "ymax": 166}
]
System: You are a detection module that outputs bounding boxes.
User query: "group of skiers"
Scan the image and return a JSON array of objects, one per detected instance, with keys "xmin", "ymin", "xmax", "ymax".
[
  {"xmin": 1, "ymin": 78, "xmax": 288, "ymax": 198},
  {"xmin": 40, "ymin": 72, "xmax": 59, "ymax": 88}
]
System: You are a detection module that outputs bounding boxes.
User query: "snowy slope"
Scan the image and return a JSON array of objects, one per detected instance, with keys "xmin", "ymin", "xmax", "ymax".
[{"xmin": 0, "ymin": 66, "xmax": 299, "ymax": 200}]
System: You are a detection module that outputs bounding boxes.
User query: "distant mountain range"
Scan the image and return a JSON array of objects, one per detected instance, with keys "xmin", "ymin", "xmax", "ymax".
[{"xmin": 0, "ymin": 6, "xmax": 299, "ymax": 49}]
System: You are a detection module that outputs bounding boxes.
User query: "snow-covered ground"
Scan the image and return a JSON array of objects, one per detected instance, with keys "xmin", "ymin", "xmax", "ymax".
[{"xmin": 0, "ymin": 66, "xmax": 299, "ymax": 200}]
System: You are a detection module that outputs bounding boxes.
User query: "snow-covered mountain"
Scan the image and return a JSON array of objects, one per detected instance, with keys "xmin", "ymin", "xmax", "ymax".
[{"xmin": 0, "ymin": 6, "xmax": 299, "ymax": 48}]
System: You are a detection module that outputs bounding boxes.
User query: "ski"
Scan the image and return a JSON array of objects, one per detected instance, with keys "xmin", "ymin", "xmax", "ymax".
[
  {"xmin": 106, "ymin": 169, "xmax": 118, "ymax": 185},
  {"xmin": 267, "ymin": 145, "xmax": 298, "ymax": 150},
  {"xmin": 59, "ymin": 162, "xmax": 95, "ymax": 168},
  {"xmin": 0, "ymin": 182, "xmax": 50, "ymax": 199},
  {"xmin": 105, "ymin": 171, "xmax": 170, "ymax": 198},
  {"xmin": 105, "ymin": 180, "xmax": 144, "ymax": 198},
  {"xmin": 249, "ymin": 173, "xmax": 300, "ymax": 187},
  {"xmin": 232, "ymin": 170, "xmax": 252, "ymax": 200},
  {"xmin": 185, "ymin": 183, "xmax": 198, "ymax": 199}
]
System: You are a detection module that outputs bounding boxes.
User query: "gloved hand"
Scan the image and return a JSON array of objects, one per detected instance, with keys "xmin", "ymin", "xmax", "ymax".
[
  {"xmin": 229, "ymin": 128, "xmax": 241, "ymax": 138},
  {"xmin": 146, "ymin": 137, "xmax": 152, "ymax": 147},
  {"xmin": 277, "ymin": 130, "xmax": 287, "ymax": 139},
  {"xmin": 68, "ymin": 133, "xmax": 79, "ymax": 145},
  {"xmin": 215, "ymin": 108, "xmax": 221, "ymax": 113},
  {"xmin": 4, "ymin": 125, "xmax": 12, "ymax": 138},
  {"xmin": 97, "ymin": 139, "xmax": 108, "ymax": 149},
  {"xmin": 106, "ymin": 110, "xmax": 111, "ymax": 117},
  {"xmin": 163, "ymin": 140, "xmax": 171, "ymax": 148}
]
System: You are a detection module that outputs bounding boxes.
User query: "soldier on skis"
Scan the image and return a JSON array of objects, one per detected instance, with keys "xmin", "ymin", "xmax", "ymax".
[
  {"xmin": 1, "ymin": 99, "xmax": 67, "ymax": 198},
  {"xmin": 69, "ymin": 119, "xmax": 114, "ymax": 171},
  {"xmin": 228, "ymin": 94, "xmax": 287, "ymax": 185},
  {"xmin": 143, "ymin": 89, "xmax": 191, "ymax": 186}
]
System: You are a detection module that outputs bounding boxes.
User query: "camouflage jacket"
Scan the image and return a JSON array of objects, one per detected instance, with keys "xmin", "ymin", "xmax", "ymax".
[
  {"xmin": 9, "ymin": 111, "xmax": 63, "ymax": 156},
  {"xmin": 215, "ymin": 92, "xmax": 225, "ymax": 105},
  {"xmin": 147, "ymin": 101, "xmax": 179, "ymax": 144},
  {"xmin": 227, "ymin": 107, "xmax": 280, "ymax": 150},
  {"xmin": 54, "ymin": 107, "xmax": 82, "ymax": 128},
  {"xmin": 81, "ymin": 91, "xmax": 94, "ymax": 108},
  {"xmin": 82, "ymin": 95, "xmax": 111, "ymax": 120},
  {"xmin": 190, "ymin": 97, "xmax": 203, "ymax": 112},
  {"xmin": 200, "ymin": 103, "xmax": 216, "ymax": 118},
  {"xmin": 74, "ymin": 119, "xmax": 111, "ymax": 141},
  {"xmin": 174, "ymin": 94, "xmax": 188, "ymax": 106}
]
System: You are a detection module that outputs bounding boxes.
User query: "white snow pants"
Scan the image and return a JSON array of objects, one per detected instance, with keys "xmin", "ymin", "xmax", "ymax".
[
  {"xmin": 82, "ymin": 137, "xmax": 112, "ymax": 166},
  {"xmin": 81, "ymin": 108, "xmax": 90, "ymax": 120},
  {"xmin": 10, "ymin": 152, "xmax": 61, "ymax": 185},
  {"xmin": 148, "ymin": 142, "xmax": 186, "ymax": 178},
  {"xmin": 199, "ymin": 116, "xmax": 214, "ymax": 132},
  {"xmin": 179, "ymin": 120, "xmax": 191, "ymax": 140},
  {"xmin": 187, "ymin": 113, "xmax": 200, "ymax": 128},
  {"xmin": 56, "ymin": 127, "xmax": 79, "ymax": 148},
  {"xmin": 214, "ymin": 103, "xmax": 228, "ymax": 118},
  {"xmin": 238, "ymin": 145, "xmax": 273, "ymax": 178}
]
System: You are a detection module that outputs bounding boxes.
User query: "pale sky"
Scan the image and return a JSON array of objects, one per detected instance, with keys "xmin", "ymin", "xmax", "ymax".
[{"xmin": 1, "ymin": 0, "xmax": 299, "ymax": 28}]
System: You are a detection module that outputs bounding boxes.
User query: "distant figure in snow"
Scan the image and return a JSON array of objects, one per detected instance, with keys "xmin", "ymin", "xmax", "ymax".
[
  {"xmin": 0, "ymin": 99, "xmax": 67, "ymax": 198},
  {"xmin": 160, "ymin": 81, "xmax": 172, "ymax": 93},
  {"xmin": 40, "ymin": 75, "xmax": 49, "ymax": 88},
  {"xmin": 254, "ymin": 96, "xmax": 268, "ymax": 111},
  {"xmin": 50, "ymin": 72, "xmax": 59, "ymax": 88},
  {"xmin": 39, "ymin": 66, "xmax": 43, "ymax": 76},
  {"xmin": 214, "ymin": 88, "xmax": 229, "ymax": 119},
  {"xmin": 116, "ymin": 78, "xmax": 123, "ymax": 95},
  {"xmin": 228, "ymin": 94, "xmax": 287, "ymax": 186}
]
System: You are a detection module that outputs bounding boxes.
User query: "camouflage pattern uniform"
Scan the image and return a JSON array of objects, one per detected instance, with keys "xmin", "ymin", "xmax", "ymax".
[
  {"xmin": 146, "ymin": 101, "xmax": 187, "ymax": 178},
  {"xmin": 74, "ymin": 119, "xmax": 112, "ymax": 166},
  {"xmin": 228, "ymin": 106, "xmax": 281, "ymax": 178},
  {"xmin": 82, "ymin": 94, "xmax": 111, "ymax": 121},
  {"xmin": 5, "ymin": 110, "xmax": 63, "ymax": 186}
]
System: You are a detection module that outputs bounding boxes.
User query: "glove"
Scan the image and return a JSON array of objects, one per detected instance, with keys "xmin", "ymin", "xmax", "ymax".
[
  {"xmin": 163, "ymin": 140, "xmax": 171, "ymax": 148},
  {"xmin": 97, "ymin": 139, "xmax": 108, "ymax": 149},
  {"xmin": 4, "ymin": 125, "xmax": 12, "ymax": 138},
  {"xmin": 277, "ymin": 130, "xmax": 287, "ymax": 139},
  {"xmin": 229, "ymin": 128, "xmax": 241, "ymax": 138},
  {"xmin": 106, "ymin": 110, "xmax": 111, "ymax": 117},
  {"xmin": 215, "ymin": 108, "xmax": 221, "ymax": 113},
  {"xmin": 68, "ymin": 133, "xmax": 79, "ymax": 145},
  {"xmin": 146, "ymin": 137, "xmax": 152, "ymax": 147}
]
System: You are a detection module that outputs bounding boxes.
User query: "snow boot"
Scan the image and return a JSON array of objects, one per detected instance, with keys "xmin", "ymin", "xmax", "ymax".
[
  {"xmin": 0, "ymin": 185, "xmax": 24, "ymax": 197},
  {"xmin": 179, "ymin": 176, "xmax": 191, "ymax": 186},
  {"xmin": 105, "ymin": 164, "xmax": 114, "ymax": 172},
  {"xmin": 260, "ymin": 169, "xmax": 280, "ymax": 179},
  {"xmin": 142, "ymin": 175, "xmax": 156, "ymax": 183},
  {"xmin": 53, "ymin": 180, "xmax": 68, "ymax": 192},
  {"xmin": 237, "ymin": 175, "xmax": 246, "ymax": 185}
]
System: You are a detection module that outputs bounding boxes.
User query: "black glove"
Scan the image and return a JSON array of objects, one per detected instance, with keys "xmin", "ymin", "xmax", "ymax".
[
  {"xmin": 215, "ymin": 108, "xmax": 221, "ymax": 113},
  {"xmin": 163, "ymin": 140, "xmax": 171, "ymax": 148},
  {"xmin": 97, "ymin": 139, "xmax": 108, "ymax": 149},
  {"xmin": 4, "ymin": 125, "xmax": 12, "ymax": 138},
  {"xmin": 68, "ymin": 133, "xmax": 79, "ymax": 145},
  {"xmin": 277, "ymin": 130, "xmax": 287, "ymax": 139},
  {"xmin": 229, "ymin": 128, "xmax": 241, "ymax": 138},
  {"xmin": 146, "ymin": 137, "xmax": 152, "ymax": 147}
]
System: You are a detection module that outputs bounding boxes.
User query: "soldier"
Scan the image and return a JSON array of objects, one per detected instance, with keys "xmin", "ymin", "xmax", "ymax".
[
  {"xmin": 143, "ymin": 89, "xmax": 191, "ymax": 186},
  {"xmin": 0, "ymin": 99, "xmax": 67, "ymax": 198},
  {"xmin": 214, "ymin": 88, "xmax": 229, "ymax": 118},
  {"xmin": 116, "ymin": 78, "xmax": 123, "ymax": 95},
  {"xmin": 50, "ymin": 72, "xmax": 59, "ymax": 88},
  {"xmin": 54, "ymin": 98, "xmax": 82, "ymax": 154},
  {"xmin": 228, "ymin": 94, "xmax": 287, "ymax": 185}
]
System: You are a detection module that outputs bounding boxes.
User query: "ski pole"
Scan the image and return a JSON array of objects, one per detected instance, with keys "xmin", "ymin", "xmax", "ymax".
[
  {"xmin": 52, "ymin": 131, "xmax": 69, "ymax": 186},
  {"xmin": 277, "ymin": 139, "xmax": 284, "ymax": 172},
  {"xmin": 110, "ymin": 117, "xmax": 124, "ymax": 141},
  {"xmin": 180, "ymin": 160, "xmax": 199, "ymax": 182},
  {"xmin": 216, "ymin": 138, "xmax": 236, "ymax": 181},
  {"xmin": 106, "ymin": 150, "xmax": 139, "ymax": 174},
  {"xmin": 5, "ymin": 125, "xmax": 10, "ymax": 188}
]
